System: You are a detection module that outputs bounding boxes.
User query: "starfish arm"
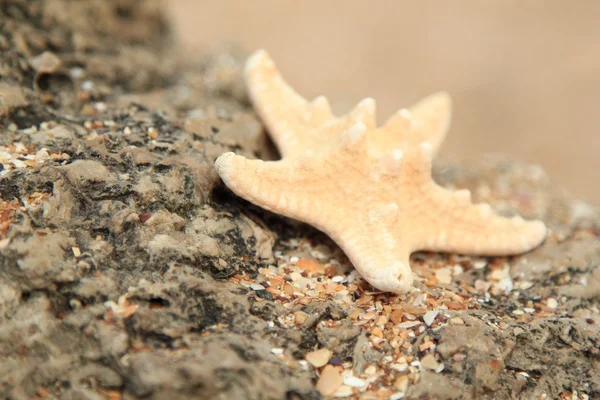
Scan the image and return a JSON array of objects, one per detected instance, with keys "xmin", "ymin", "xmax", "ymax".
[
  {"xmin": 412, "ymin": 184, "xmax": 547, "ymax": 256},
  {"xmin": 329, "ymin": 223, "xmax": 415, "ymax": 294},
  {"xmin": 245, "ymin": 50, "xmax": 334, "ymax": 156},
  {"xmin": 392, "ymin": 142, "xmax": 547, "ymax": 255},
  {"xmin": 214, "ymin": 152, "xmax": 331, "ymax": 224},
  {"xmin": 381, "ymin": 92, "xmax": 451, "ymax": 155}
]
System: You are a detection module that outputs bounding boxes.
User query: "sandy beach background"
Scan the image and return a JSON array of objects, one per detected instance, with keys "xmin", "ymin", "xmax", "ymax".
[{"xmin": 170, "ymin": 1, "xmax": 600, "ymax": 204}]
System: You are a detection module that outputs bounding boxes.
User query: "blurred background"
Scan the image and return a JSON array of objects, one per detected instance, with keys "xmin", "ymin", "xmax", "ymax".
[{"xmin": 170, "ymin": 1, "xmax": 600, "ymax": 204}]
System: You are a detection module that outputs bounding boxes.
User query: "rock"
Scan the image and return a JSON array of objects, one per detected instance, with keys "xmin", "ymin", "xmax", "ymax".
[
  {"xmin": 30, "ymin": 125, "xmax": 75, "ymax": 144},
  {"xmin": 60, "ymin": 160, "xmax": 114, "ymax": 186},
  {"xmin": 1, "ymin": 1, "xmax": 600, "ymax": 399},
  {"xmin": 0, "ymin": 82, "xmax": 27, "ymax": 117}
]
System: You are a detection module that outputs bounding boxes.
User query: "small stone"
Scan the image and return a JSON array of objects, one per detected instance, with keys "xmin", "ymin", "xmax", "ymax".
[
  {"xmin": 371, "ymin": 326, "xmax": 383, "ymax": 338},
  {"xmin": 546, "ymin": 297, "xmax": 558, "ymax": 309},
  {"xmin": 316, "ymin": 365, "xmax": 343, "ymax": 396},
  {"xmin": 11, "ymin": 159, "xmax": 26, "ymax": 168},
  {"xmin": 71, "ymin": 247, "xmax": 81, "ymax": 257},
  {"xmin": 35, "ymin": 149, "xmax": 50, "ymax": 162},
  {"xmin": 488, "ymin": 266, "xmax": 510, "ymax": 281},
  {"xmin": 490, "ymin": 277, "xmax": 513, "ymax": 296},
  {"xmin": 297, "ymin": 258, "xmax": 323, "ymax": 274},
  {"xmin": 474, "ymin": 279, "xmax": 491, "ymax": 293},
  {"xmin": 147, "ymin": 127, "xmax": 158, "ymax": 139},
  {"xmin": 294, "ymin": 311, "xmax": 308, "ymax": 325},
  {"xmin": 423, "ymin": 310, "xmax": 439, "ymax": 327},
  {"xmin": 397, "ymin": 321, "xmax": 421, "ymax": 329},
  {"xmin": 420, "ymin": 354, "xmax": 444, "ymax": 372},
  {"xmin": 393, "ymin": 375, "xmax": 409, "ymax": 392},
  {"xmin": 435, "ymin": 267, "xmax": 453, "ymax": 285},
  {"xmin": 514, "ymin": 280, "xmax": 534, "ymax": 290},
  {"xmin": 389, "ymin": 309, "xmax": 404, "ymax": 324},
  {"xmin": 375, "ymin": 315, "xmax": 388, "ymax": 326},
  {"xmin": 364, "ymin": 365, "xmax": 377, "ymax": 375},
  {"xmin": 250, "ymin": 283, "xmax": 265, "ymax": 291},
  {"xmin": 289, "ymin": 272, "xmax": 302, "ymax": 282},
  {"xmin": 390, "ymin": 363, "xmax": 408, "ymax": 372},
  {"xmin": 328, "ymin": 356, "xmax": 343, "ymax": 366},
  {"xmin": 333, "ymin": 385, "xmax": 353, "ymax": 397},
  {"xmin": 255, "ymin": 290, "xmax": 273, "ymax": 300},
  {"xmin": 305, "ymin": 348, "xmax": 332, "ymax": 368},
  {"xmin": 449, "ymin": 317, "xmax": 464, "ymax": 325},
  {"xmin": 342, "ymin": 370, "xmax": 367, "ymax": 388},
  {"xmin": 270, "ymin": 348, "xmax": 284, "ymax": 355}
]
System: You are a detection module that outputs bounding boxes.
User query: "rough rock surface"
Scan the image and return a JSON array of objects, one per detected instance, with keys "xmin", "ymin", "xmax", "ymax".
[{"xmin": 1, "ymin": 1, "xmax": 599, "ymax": 400}]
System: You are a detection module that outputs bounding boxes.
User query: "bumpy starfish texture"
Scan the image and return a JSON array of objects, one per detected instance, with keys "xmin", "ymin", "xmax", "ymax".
[
  {"xmin": 215, "ymin": 50, "xmax": 547, "ymax": 294},
  {"xmin": 244, "ymin": 50, "xmax": 451, "ymax": 159}
]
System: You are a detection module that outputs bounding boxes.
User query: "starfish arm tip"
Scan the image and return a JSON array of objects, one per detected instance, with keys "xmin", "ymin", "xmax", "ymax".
[
  {"xmin": 415, "ymin": 91, "xmax": 452, "ymax": 114},
  {"xmin": 214, "ymin": 151, "xmax": 235, "ymax": 172},
  {"xmin": 431, "ymin": 91, "xmax": 451, "ymax": 105},
  {"xmin": 245, "ymin": 49, "xmax": 271, "ymax": 72},
  {"xmin": 360, "ymin": 97, "xmax": 376, "ymax": 108},
  {"xmin": 348, "ymin": 97, "xmax": 377, "ymax": 126},
  {"xmin": 214, "ymin": 152, "xmax": 242, "ymax": 186},
  {"xmin": 529, "ymin": 219, "xmax": 548, "ymax": 248},
  {"xmin": 360, "ymin": 261, "xmax": 415, "ymax": 294}
]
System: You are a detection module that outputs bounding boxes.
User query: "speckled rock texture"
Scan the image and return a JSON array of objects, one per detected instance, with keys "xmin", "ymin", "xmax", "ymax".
[{"xmin": 0, "ymin": 1, "xmax": 599, "ymax": 400}]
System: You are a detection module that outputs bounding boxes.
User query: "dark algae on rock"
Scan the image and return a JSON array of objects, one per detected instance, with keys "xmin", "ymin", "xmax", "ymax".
[{"xmin": 0, "ymin": 1, "xmax": 599, "ymax": 399}]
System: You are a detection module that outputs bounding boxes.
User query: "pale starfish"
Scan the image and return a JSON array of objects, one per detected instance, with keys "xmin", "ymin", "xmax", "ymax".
[{"xmin": 214, "ymin": 50, "xmax": 547, "ymax": 294}]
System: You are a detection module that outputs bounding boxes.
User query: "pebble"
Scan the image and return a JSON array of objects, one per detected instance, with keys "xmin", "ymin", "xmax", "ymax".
[
  {"xmin": 423, "ymin": 310, "xmax": 439, "ymax": 326},
  {"xmin": 546, "ymin": 297, "xmax": 558, "ymax": 309},
  {"xmin": 332, "ymin": 385, "xmax": 353, "ymax": 397},
  {"xmin": 289, "ymin": 272, "xmax": 302, "ymax": 282},
  {"xmin": 342, "ymin": 370, "xmax": 368, "ymax": 388},
  {"xmin": 390, "ymin": 363, "xmax": 408, "ymax": 372},
  {"xmin": 435, "ymin": 268, "xmax": 453, "ymax": 285},
  {"xmin": 449, "ymin": 317, "xmax": 464, "ymax": 325},
  {"xmin": 316, "ymin": 365, "xmax": 343, "ymax": 396},
  {"xmin": 305, "ymin": 348, "xmax": 332, "ymax": 368},
  {"xmin": 488, "ymin": 266, "xmax": 510, "ymax": 281},
  {"xmin": 397, "ymin": 321, "xmax": 421, "ymax": 329},
  {"xmin": 11, "ymin": 159, "xmax": 26, "ymax": 168},
  {"xmin": 249, "ymin": 283, "xmax": 265, "ymax": 291},
  {"xmin": 393, "ymin": 375, "xmax": 409, "ymax": 392},
  {"xmin": 294, "ymin": 311, "xmax": 308, "ymax": 325},
  {"xmin": 420, "ymin": 354, "xmax": 444, "ymax": 373}
]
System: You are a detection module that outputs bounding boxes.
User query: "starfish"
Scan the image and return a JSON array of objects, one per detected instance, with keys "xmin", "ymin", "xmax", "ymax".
[{"xmin": 214, "ymin": 50, "xmax": 547, "ymax": 294}]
